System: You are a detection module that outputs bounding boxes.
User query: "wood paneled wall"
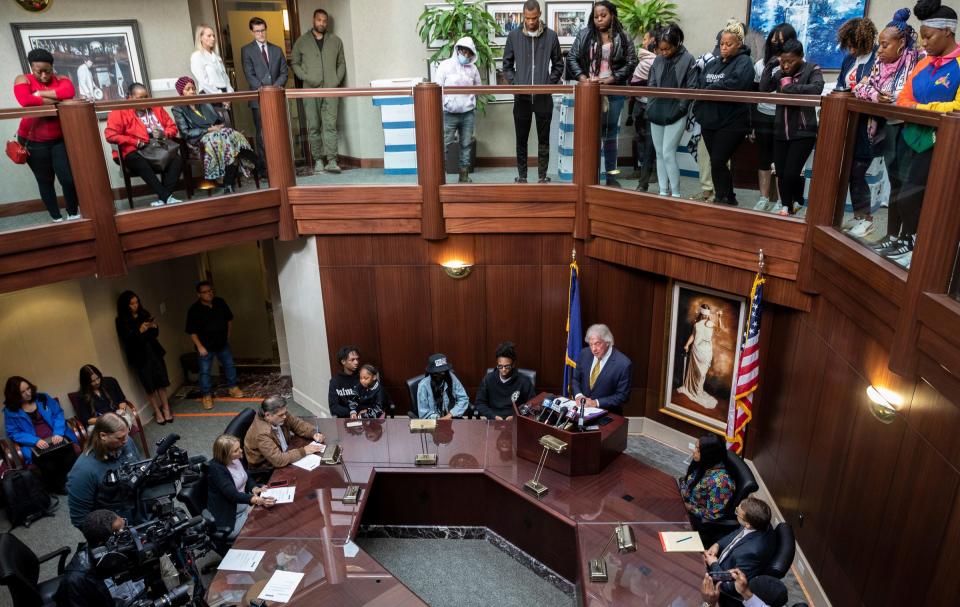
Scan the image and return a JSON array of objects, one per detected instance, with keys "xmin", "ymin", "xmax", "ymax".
[
  {"xmin": 315, "ymin": 234, "xmax": 659, "ymax": 416},
  {"xmin": 750, "ymin": 296, "xmax": 960, "ymax": 607}
]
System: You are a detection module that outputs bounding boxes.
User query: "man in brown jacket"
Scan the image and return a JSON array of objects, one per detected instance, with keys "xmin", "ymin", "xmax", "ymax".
[{"xmin": 244, "ymin": 395, "xmax": 325, "ymax": 470}]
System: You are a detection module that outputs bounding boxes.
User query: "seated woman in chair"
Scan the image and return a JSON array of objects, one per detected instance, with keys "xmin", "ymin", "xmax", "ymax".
[
  {"xmin": 352, "ymin": 364, "xmax": 391, "ymax": 419},
  {"xmin": 104, "ymin": 82, "xmax": 183, "ymax": 207},
  {"xmin": 76, "ymin": 364, "xmax": 143, "ymax": 457},
  {"xmin": 207, "ymin": 434, "xmax": 275, "ymax": 536},
  {"xmin": 171, "ymin": 76, "xmax": 257, "ymax": 195},
  {"xmin": 416, "ymin": 353, "xmax": 469, "ymax": 420},
  {"xmin": 3, "ymin": 375, "xmax": 78, "ymax": 494},
  {"xmin": 679, "ymin": 434, "xmax": 735, "ymax": 525}
]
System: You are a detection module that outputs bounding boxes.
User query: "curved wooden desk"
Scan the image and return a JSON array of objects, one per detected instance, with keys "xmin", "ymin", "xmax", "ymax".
[{"xmin": 206, "ymin": 418, "xmax": 704, "ymax": 606}]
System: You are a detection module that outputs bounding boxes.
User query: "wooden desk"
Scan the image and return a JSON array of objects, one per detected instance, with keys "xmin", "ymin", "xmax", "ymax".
[{"xmin": 206, "ymin": 418, "xmax": 703, "ymax": 606}]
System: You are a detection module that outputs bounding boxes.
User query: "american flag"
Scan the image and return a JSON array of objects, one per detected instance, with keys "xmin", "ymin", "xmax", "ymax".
[{"xmin": 726, "ymin": 272, "xmax": 765, "ymax": 454}]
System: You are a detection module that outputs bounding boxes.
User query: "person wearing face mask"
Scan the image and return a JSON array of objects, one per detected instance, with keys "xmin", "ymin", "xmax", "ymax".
[
  {"xmin": 433, "ymin": 37, "xmax": 483, "ymax": 183},
  {"xmin": 760, "ymin": 39, "xmax": 823, "ymax": 216},
  {"xmin": 12, "ymin": 48, "xmax": 80, "ymax": 222},
  {"xmin": 889, "ymin": 0, "xmax": 960, "ymax": 269},
  {"xmin": 502, "ymin": 0, "xmax": 564, "ymax": 183},
  {"xmin": 752, "ymin": 24, "xmax": 796, "ymax": 213},
  {"xmin": 416, "ymin": 354, "xmax": 469, "ymax": 419},
  {"xmin": 852, "ymin": 9, "xmax": 920, "ymax": 242},
  {"xmin": 693, "ymin": 20, "xmax": 755, "ymax": 206}
]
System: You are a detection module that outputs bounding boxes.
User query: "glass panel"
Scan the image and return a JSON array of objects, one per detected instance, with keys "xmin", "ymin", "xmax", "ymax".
[
  {"xmin": 102, "ymin": 96, "xmax": 262, "ymax": 213},
  {"xmin": 950, "ymin": 245, "xmax": 960, "ymax": 300},
  {"xmin": 290, "ymin": 94, "xmax": 419, "ymax": 185},
  {"xmin": 605, "ymin": 93, "xmax": 816, "ymax": 217},
  {"xmin": 835, "ymin": 114, "xmax": 934, "ymax": 272}
]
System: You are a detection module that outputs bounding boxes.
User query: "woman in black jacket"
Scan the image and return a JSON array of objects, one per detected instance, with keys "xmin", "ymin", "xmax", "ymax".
[
  {"xmin": 693, "ymin": 20, "xmax": 756, "ymax": 206},
  {"xmin": 352, "ymin": 364, "xmax": 391, "ymax": 419},
  {"xmin": 760, "ymin": 39, "xmax": 824, "ymax": 215},
  {"xmin": 207, "ymin": 434, "xmax": 274, "ymax": 536},
  {"xmin": 115, "ymin": 290, "xmax": 172, "ymax": 424},
  {"xmin": 566, "ymin": 1, "xmax": 638, "ymax": 186}
]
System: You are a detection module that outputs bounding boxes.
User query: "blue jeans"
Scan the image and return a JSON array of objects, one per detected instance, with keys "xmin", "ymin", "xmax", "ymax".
[
  {"xmin": 601, "ymin": 96, "xmax": 625, "ymax": 178},
  {"xmin": 443, "ymin": 110, "xmax": 476, "ymax": 169},
  {"xmin": 198, "ymin": 345, "xmax": 238, "ymax": 395}
]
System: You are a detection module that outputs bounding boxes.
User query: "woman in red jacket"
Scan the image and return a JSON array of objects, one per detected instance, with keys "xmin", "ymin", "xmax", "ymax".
[
  {"xmin": 13, "ymin": 48, "xmax": 80, "ymax": 223},
  {"xmin": 104, "ymin": 82, "xmax": 183, "ymax": 207}
]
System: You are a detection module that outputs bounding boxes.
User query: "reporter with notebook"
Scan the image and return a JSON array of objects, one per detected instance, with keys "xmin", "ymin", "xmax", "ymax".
[{"xmin": 244, "ymin": 395, "xmax": 325, "ymax": 475}]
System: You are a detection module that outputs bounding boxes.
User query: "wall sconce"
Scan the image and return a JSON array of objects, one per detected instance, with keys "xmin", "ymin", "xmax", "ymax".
[
  {"xmin": 442, "ymin": 260, "xmax": 473, "ymax": 279},
  {"xmin": 589, "ymin": 523, "xmax": 637, "ymax": 582},
  {"xmin": 866, "ymin": 385, "xmax": 898, "ymax": 424}
]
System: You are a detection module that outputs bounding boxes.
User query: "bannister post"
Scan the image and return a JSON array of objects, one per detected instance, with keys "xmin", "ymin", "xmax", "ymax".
[
  {"xmin": 889, "ymin": 112, "xmax": 960, "ymax": 374},
  {"xmin": 58, "ymin": 100, "xmax": 125, "ymax": 278},
  {"xmin": 797, "ymin": 91, "xmax": 851, "ymax": 293},
  {"xmin": 573, "ymin": 81, "xmax": 600, "ymax": 240},
  {"xmin": 259, "ymin": 86, "xmax": 297, "ymax": 241},
  {"xmin": 414, "ymin": 82, "xmax": 445, "ymax": 240}
]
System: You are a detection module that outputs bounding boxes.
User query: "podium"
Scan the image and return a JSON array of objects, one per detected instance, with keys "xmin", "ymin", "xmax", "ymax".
[{"xmin": 515, "ymin": 393, "xmax": 627, "ymax": 476}]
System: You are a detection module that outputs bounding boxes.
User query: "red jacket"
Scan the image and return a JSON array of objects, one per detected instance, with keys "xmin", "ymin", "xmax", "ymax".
[
  {"xmin": 104, "ymin": 107, "xmax": 178, "ymax": 159},
  {"xmin": 14, "ymin": 73, "xmax": 75, "ymax": 142}
]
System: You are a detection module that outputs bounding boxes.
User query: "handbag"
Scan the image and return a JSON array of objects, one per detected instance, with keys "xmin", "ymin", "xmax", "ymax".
[
  {"xmin": 138, "ymin": 136, "xmax": 180, "ymax": 172},
  {"xmin": 5, "ymin": 139, "xmax": 29, "ymax": 164}
]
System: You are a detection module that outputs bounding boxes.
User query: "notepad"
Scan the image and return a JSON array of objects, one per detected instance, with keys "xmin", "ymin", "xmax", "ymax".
[
  {"xmin": 261, "ymin": 486, "xmax": 295, "ymax": 504},
  {"xmin": 658, "ymin": 531, "xmax": 704, "ymax": 552},
  {"xmin": 292, "ymin": 453, "xmax": 322, "ymax": 470},
  {"xmin": 217, "ymin": 548, "xmax": 265, "ymax": 572},
  {"xmin": 257, "ymin": 570, "xmax": 304, "ymax": 603}
]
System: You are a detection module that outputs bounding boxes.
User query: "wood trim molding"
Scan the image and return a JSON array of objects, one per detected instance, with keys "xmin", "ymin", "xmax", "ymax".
[
  {"xmin": 573, "ymin": 82, "xmax": 600, "ymax": 239},
  {"xmin": 288, "ymin": 185, "xmax": 422, "ymax": 204},
  {"xmin": 414, "ymin": 83, "xmax": 445, "ymax": 240},
  {"xmin": 259, "ymin": 87, "xmax": 297, "ymax": 240}
]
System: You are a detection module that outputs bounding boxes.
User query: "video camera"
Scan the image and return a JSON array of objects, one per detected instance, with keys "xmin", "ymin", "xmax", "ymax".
[{"xmin": 104, "ymin": 433, "xmax": 206, "ymax": 498}]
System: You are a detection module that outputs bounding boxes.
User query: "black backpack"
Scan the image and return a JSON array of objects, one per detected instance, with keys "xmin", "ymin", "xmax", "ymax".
[{"xmin": 1, "ymin": 469, "xmax": 58, "ymax": 528}]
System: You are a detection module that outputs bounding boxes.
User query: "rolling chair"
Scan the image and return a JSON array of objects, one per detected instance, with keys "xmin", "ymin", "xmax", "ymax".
[
  {"xmin": 224, "ymin": 408, "xmax": 257, "ymax": 459},
  {"xmin": 483, "ymin": 367, "xmax": 537, "ymax": 389},
  {"xmin": 176, "ymin": 466, "xmax": 237, "ymax": 557},
  {"xmin": 0, "ymin": 533, "xmax": 71, "ymax": 607},
  {"xmin": 406, "ymin": 374, "xmax": 425, "ymax": 419},
  {"xmin": 765, "ymin": 522, "xmax": 796, "ymax": 579}
]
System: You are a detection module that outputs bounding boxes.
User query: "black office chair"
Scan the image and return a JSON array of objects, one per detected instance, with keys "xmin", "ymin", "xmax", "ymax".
[
  {"xmin": 765, "ymin": 522, "xmax": 796, "ymax": 579},
  {"xmin": 224, "ymin": 409, "xmax": 257, "ymax": 447},
  {"xmin": 484, "ymin": 367, "xmax": 537, "ymax": 389},
  {"xmin": 694, "ymin": 451, "xmax": 760, "ymax": 545},
  {"xmin": 0, "ymin": 533, "xmax": 71, "ymax": 607},
  {"xmin": 406, "ymin": 374, "xmax": 425, "ymax": 419},
  {"xmin": 176, "ymin": 468, "xmax": 236, "ymax": 556}
]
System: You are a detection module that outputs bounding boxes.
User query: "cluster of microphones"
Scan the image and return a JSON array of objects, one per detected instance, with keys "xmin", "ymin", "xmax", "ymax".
[{"xmin": 516, "ymin": 393, "xmax": 587, "ymax": 432}]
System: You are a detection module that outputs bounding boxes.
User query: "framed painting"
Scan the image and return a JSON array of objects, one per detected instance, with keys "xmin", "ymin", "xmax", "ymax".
[
  {"xmin": 747, "ymin": 0, "xmax": 869, "ymax": 69},
  {"xmin": 12, "ymin": 20, "xmax": 149, "ymax": 101},
  {"xmin": 546, "ymin": 1, "xmax": 592, "ymax": 46},
  {"xmin": 486, "ymin": 2, "xmax": 525, "ymax": 46},
  {"xmin": 662, "ymin": 282, "xmax": 747, "ymax": 433},
  {"xmin": 489, "ymin": 57, "xmax": 513, "ymax": 101}
]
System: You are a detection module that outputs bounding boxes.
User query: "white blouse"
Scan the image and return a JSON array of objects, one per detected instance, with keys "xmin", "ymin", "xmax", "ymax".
[{"xmin": 190, "ymin": 49, "xmax": 234, "ymax": 94}]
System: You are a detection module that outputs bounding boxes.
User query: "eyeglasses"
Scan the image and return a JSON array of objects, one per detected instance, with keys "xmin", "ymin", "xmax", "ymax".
[{"xmin": 496, "ymin": 364, "xmax": 513, "ymax": 370}]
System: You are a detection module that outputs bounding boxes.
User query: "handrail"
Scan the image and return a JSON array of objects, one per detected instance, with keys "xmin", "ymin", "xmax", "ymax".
[
  {"xmin": 285, "ymin": 86, "xmax": 416, "ymax": 98},
  {"xmin": 0, "ymin": 106, "xmax": 58, "ymax": 119},
  {"xmin": 442, "ymin": 85, "xmax": 575, "ymax": 95},
  {"xmin": 94, "ymin": 90, "xmax": 258, "ymax": 111},
  {"xmin": 845, "ymin": 98, "xmax": 942, "ymax": 127},
  {"xmin": 599, "ymin": 84, "xmax": 822, "ymax": 107}
]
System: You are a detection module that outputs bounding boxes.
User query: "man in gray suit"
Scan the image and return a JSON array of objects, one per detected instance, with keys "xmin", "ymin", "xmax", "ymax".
[{"xmin": 241, "ymin": 16, "xmax": 288, "ymax": 176}]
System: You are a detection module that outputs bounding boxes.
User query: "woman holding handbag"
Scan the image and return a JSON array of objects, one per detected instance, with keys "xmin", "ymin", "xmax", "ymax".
[
  {"xmin": 11, "ymin": 48, "xmax": 80, "ymax": 223},
  {"xmin": 104, "ymin": 82, "xmax": 183, "ymax": 207}
]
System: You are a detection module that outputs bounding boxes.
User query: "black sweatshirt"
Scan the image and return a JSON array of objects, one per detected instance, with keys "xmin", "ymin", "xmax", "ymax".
[
  {"xmin": 327, "ymin": 372, "xmax": 359, "ymax": 418},
  {"xmin": 475, "ymin": 370, "xmax": 535, "ymax": 419}
]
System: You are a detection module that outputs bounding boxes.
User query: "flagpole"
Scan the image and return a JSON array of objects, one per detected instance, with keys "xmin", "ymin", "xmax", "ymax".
[{"xmin": 757, "ymin": 248, "xmax": 765, "ymax": 276}]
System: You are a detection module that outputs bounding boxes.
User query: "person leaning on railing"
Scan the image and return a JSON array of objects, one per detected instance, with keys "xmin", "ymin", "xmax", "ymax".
[
  {"xmin": 759, "ymin": 39, "xmax": 824, "ymax": 217},
  {"xmin": 12, "ymin": 48, "xmax": 81, "ymax": 223}
]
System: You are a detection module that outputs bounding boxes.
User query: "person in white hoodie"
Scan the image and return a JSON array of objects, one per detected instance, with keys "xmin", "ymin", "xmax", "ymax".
[{"xmin": 432, "ymin": 36, "xmax": 482, "ymax": 182}]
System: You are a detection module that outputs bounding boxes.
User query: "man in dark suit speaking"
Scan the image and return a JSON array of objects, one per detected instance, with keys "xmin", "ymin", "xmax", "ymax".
[
  {"xmin": 241, "ymin": 16, "xmax": 288, "ymax": 176},
  {"xmin": 572, "ymin": 323, "xmax": 632, "ymax": 416}
]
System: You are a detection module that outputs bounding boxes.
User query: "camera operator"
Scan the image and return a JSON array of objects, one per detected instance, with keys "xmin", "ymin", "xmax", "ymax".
[
  {"xmin": 67, "ymin": 413, "xmax": 140, "ymax": 529},
  {"xmin": 56, "ymin": 509, "xmax": 142, "ymax": 607}
]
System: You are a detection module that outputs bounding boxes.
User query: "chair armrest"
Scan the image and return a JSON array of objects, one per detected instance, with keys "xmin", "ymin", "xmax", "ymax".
[
  {"xmin": 67, "ymin": 417, "xmax": 88, "ymax": 450},
  {"xmin": 36, "ymin": 545, "xmax": 72, "ymax": 574},
  {"xmin": 0, "ymin": 438, "xmax": 23, "ymax": 470},
  {"xmin": 132, "ymin": 411, "xmax": 150, "ymax": 457}
]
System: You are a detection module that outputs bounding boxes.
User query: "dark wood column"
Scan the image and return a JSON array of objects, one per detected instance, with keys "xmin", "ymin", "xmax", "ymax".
[
  {"xmin": 573, "ymin": 81, "xmax": 600, "ymax": 240},
  {"xmin": 58, "ymin": 100, "xmax": 125, "ymax": 278},
  {"xmin": 797, "ymin": 92, "xmax": 851, "ymax": 293},
  {"xmin": 259, "ymin": 85, "xmax": 297, "ymax": 241},
  {"xmin": 414, "ymin": 82, "xmax": 446, "ymax": 240},
  {"xmin": 889, "ymin": 112, "xmax": 960, "ymax": 373}
]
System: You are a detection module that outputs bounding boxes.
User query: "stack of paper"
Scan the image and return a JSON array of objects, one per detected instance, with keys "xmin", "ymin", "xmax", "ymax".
[
  {"xmin": 658, "ymin": 531, "xmax": 704, "ymax": 552},
  {"xmin": 258, "ymin": 570, "xmax": 305, "ymax": 603},
  {"xmin": 292, "ymin": 454, "xmax": 322, "ymax": 470},
  {"xmin": 261, "ymin": 486, "xmax": 296, "ymax": 504},
  {"xmin": 217, "ymin": 549, "xmax": 265, "ymax": 572}
]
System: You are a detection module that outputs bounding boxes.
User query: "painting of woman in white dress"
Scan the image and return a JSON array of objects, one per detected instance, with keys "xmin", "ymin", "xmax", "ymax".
[{"xmin": 663, "ymin": 283, "xmax": 746, "ymax": 432}]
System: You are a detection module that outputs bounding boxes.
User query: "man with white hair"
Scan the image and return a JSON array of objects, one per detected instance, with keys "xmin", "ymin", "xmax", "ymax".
[{"xmin": 571, "ymin": 323, "xmax": 633, "ymax": 416}]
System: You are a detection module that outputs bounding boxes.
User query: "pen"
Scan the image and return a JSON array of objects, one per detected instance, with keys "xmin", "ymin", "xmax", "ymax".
[{"xmin": 676, "ymin": 536, "xmax": 692, "ymax": 543}]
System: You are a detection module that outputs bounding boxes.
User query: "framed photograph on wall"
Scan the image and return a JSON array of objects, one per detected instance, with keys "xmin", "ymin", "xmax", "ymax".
[
  {"xmin": 486, "ymin": 2, "xmax": 525, "ymax": 46},
  {"xmin": 546, "ymin": 1, "xmax": 592, "ymax": 46},
  {"xmin": 662, "ymin": 282, "xmax": 747, "ymax": 434},
  {"xmin": 747, "ymin": 0, "xmax": 869, "ymax": 70},
  {"xmin": 489, "ymin": 58, "xmax": 512, "ymax": 102},
  {"xmin": 12, "ymin": 20, "xmax": 148, "ymax": 101}
]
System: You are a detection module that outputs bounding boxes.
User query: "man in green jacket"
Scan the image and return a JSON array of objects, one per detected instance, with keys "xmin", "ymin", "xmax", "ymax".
[{"xmin": 291, "ymin": 8, "xmax": 346, "ymax": 173}]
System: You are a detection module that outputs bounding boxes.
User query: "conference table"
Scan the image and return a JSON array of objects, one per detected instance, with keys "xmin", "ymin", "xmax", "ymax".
[{"xmin": 205, "ymin": 415, "xmax": 706, "ymax": 606}]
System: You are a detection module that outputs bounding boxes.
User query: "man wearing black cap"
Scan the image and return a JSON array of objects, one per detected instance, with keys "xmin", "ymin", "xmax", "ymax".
[
  {"xmin": 700, "ymin": 568, "xmax": 792, "ymax": 607},
  {"xmin": 416, "ymin": 353, "xmax": 469, "ymax": 419}
]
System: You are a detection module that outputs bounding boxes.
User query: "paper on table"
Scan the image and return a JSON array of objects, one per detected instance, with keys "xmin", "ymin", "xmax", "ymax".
[
  {"xmin": 310, "ymin": 441, "xmax": 327, "ymax": 453},
  {"xmin": 217, "ymin": 548, "xmax": 265, "ymax": 572},
  {"xmin": 257, "ymin": 570, "xmax": 305, "ymax": 603},
  {"xmin": 261, "ymin": 486, "xmax": 295, "ymax": 504},
  {"xmin": 658, "ymin": 531, "xmax": 705, "ymax": 552},
  {"xmin": 292, "ymin": 453, "xmax": 322, "ymax": 470}
]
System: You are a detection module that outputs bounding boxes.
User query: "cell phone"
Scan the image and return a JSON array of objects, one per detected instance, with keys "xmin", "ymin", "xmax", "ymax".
[
  {"xmin": 268, "ymin": 480, "xmax": 288, "ymax": 487},
  {"xmin": 709, "ymin": 571, "xmax": 734, "ymax": 582},
  {"xmin": 597, "ymin": 416, "xmax": 614, "ymax": 426}
]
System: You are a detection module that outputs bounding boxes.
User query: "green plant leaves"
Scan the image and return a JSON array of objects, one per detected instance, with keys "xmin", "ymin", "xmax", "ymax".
[{"xmin": 613, "ymin": 0, "xmax": 679, "ymax": 39}]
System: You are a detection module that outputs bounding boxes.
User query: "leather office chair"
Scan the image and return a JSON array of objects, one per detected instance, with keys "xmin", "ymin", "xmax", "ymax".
[
  {"xmin": 765, "ymin": 522, "xmax": 796, "ymax": 578},
  {"xmin": 484, "ymin": 367, "xmax": 537, "ymax": 390},
  {"xmin": 0, "ymin": 533, "xmax": 71, "ymax": 607},
  {"xmin": 176, "ymin": 468, "xmax": 237, "ymax": 556},
  {"xmin": 224, "ymin": 408, "xmax": 257, "ymax": 468},
  {"xmin": 406, "ymin": 374, "xmax": 425, "ymax": 419},
  {"xmin": 693, "ymin": 451, "xmax": 760, "ymax": 545}
]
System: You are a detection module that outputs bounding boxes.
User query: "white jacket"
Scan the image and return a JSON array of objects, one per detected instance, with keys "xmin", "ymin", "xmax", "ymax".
[
  {"xmin": 191, "ymin": 49, "xmax": 234, "ymax": 94},
  {"xmin": 432, "ymin": 36, "xmax": 482, "ymax": 113}
]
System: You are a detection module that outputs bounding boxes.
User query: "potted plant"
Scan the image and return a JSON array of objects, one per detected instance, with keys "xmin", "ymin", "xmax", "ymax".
[{"xmin": 613, "ymin": 0, "xmax": 679, "ymax": 39}]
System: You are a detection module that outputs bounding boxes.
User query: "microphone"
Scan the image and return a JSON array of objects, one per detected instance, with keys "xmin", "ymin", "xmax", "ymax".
[
  {"xmin": 154, "ymin": 433, "xmax": 180, "ymax": 457},
  {"xmin": 553, "ymin": 406, "xmax": 570, "ymax": 428},
  {"xmin": 563, "ymin": 409, "xmax": 579, "ymax": 432},
  {"xmin": 518, "ymin": 404, "xmax": 534, "ymax": 417},
  {"xmin": 537, "ymin": 396, "xmax": 555, "ymax": 422},
  {"xmin": 577, "ymin": 397, "xmax": 586, "ymax": 431}
]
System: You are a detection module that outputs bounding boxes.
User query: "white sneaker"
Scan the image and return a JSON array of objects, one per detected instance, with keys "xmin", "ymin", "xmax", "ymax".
[
  {"xmin": 659, "ymin": 191, "xmax": 669, "ymax": 197},
  {"xmin": 150, "ymin": 200, "xmax": 165, "ymax": 207},
  {"xmin": 770, "ymin": 202, "xmax": 784, "ymax": 214},
  {"xmin": 314, "ymin": 160, "xmax": 325, "ymax": 173},
  {"xmin": 66, "ymin": 213, "xmax": 82, "ymax": 221},
  {"xmin": 165, "ymin": 195, "xmax": 182, "ymax": 204},
  {"xmin": 754, "ymin": 197, "xmax": 770, "ymax": 211},
  {"xmin": 795, "ymin": 204, "xmax": 806, "ymax": 217},
  {"xmin": 52, "ymin": 217, "xmax": 64, "ymax": 223},
  {"xmin": 890, "ymin": 250, "xmax": 913, "ymax": 269},
  {"xmin": 840, "ymin": 217, "xmax": 858, "ymax": 231},
  {"xmin": 848, "ymin": 218, "xmax": 874, "ymax": 238}
]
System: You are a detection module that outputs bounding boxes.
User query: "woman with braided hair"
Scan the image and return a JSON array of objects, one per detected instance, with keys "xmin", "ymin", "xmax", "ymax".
[{"xmin": 566, "ymin": 1, "xmax": 638, "ymax": 187}]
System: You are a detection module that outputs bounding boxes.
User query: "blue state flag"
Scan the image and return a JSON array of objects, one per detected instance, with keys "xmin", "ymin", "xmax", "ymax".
[{"xmin": 563, "ymin": 257, "xmax": 582, "ymax": 397}]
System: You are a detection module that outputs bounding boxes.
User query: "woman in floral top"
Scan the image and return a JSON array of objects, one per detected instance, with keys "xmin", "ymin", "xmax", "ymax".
[{"xmin": 679, "ymin": 433, "xmax": 735, "ymax": 522}]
